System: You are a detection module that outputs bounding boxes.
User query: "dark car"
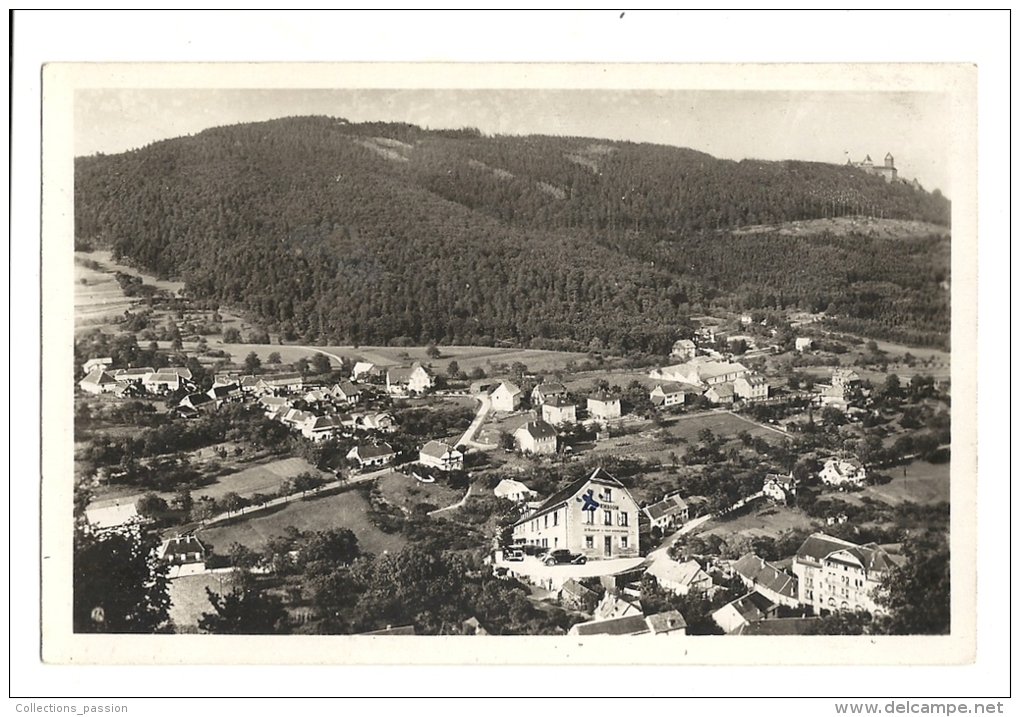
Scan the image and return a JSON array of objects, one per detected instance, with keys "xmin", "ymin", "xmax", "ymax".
[
  {"xmin": 502, "ymin": 549, "xmax": 525, "ymax": 562},
  {"xmin": 542, "ymin": 549, "xmax": 587, "ymax": 566}
]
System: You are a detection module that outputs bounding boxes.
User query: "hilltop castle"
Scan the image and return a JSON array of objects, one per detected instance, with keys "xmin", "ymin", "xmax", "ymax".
[{"xmin": 848, "ymin": 152, "xmax": 898, "ymax": 183}]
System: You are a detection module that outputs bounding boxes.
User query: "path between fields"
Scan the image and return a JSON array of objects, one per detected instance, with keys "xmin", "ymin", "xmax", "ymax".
[
  {"xmin": 192, "ymin": 465, "xmax": 390, "ymax": 533},
  {"xmin": 456, "ymin": 393, "xmax": 495, "ymax": 450},
  {"xmin": 427, "ymin": 484, "xmax": 473, "ymax": 517}
]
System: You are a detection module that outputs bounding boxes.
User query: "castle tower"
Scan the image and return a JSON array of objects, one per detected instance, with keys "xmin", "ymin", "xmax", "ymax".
[
  {"xmin": 861, "ymin": 154, "xmax": 873, "ymax": 167},
  {"xmin": 884, "ymin": 152, "xmax": 895, "ymax": 168}
]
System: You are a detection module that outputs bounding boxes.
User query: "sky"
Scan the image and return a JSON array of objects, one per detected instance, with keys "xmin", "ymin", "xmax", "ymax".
[{"xmin": 75, "ymin": 87, "xmax": 952, "ymax": 194}]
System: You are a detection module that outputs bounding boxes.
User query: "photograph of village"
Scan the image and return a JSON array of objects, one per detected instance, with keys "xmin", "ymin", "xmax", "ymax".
[{"xmin": 68, "ymin": 81, "xmax": 956, "ymax": 643}]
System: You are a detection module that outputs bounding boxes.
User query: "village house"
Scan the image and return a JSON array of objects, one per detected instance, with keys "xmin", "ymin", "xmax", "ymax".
[
  {"xmin": 159, "ymin": 535, "xmax": 207, "ymax": 567},
  {"xmin": 762, "ymin": 473, "xmax": 796, "ymax": 502},
  {"xmin": 82, "ymin": 357, "xmax": 113, "ymax": 375},
  {"xmin": 112, "ymin": 367, "xmax": 156, "ymax": 384},
  {"xmin": 650, "ymin": 382, "xmax": 699, "ymax": 407},
  {"xmin": 649, "ymin": 358, "xmax": 749, "ymax": 388},
  {"xmin": 531, "ymin": 382, "xmax": 568, "ymax": 406},
  {"xmin": 418, "ymin": 440, "xmax": 464, "ymax": 472},
  {"xmin": 587, "ymin": 392, "xmax": 622, "ymax": 421},
  {"xmin": 331, "ymin": 380, "xmax": 362, "ymax": 405},
  {"xmin": 793, "ymin": 533, "xmax": 899, "ymax": 614},
  {"xmin": 513, "ymin": 420, "xmax": 558, "ymax": 455},
  {"xmin": 541, "ymin": 396, "xmax": 577, "ymax": 425},
  {"xmin": 795, "ymin": 337, "xmax": 814, "ymax": 352},
  {"xmin": 79, "ymin": 368, "xmax": 119, "ymax": 394},
  {"xmin": 644, "ymin": 493, "xmax": 690, "ymax": 532},
  {"xmin": 731, "ymin": 554, "xmax": 799, "ymax": 607},
  {"xmin": 281, "ymin": 408, "xmax": 316, "ymax": 430},
  {"xmin": 558, "ymin": 578, "xmax": 599, "ymax": 613},
  {"xmin": 733, "ymin": 375, "xmax": 769, "ymax": 401},
  {"xmin": 568, "ymin": 614, "xmax": 650, "ymax": 637},
  {"xmin": 258, "ymin": 395, "xmax": 292, "ymax": 419},
  {"xmin": 490, "ymin": 381, "xmax": 523, "ymax": 412},
  {"xmin": 830, "ymin": 368, "xmax": 863, "ymax": 397},
  {"xmin": 493, "ymin": 478, "xmax": 537, "ymax": 503},
  {"xmin": 705, "ymin": 382, "xmax": 735, "ymax": 405},
  {"xmin": 358, "ymin": 411, "xmax": 395, "ymax": 433},
  {"xmin": 207, "ymin": 382, "xmax": 242, "ymax": 406},
  {"xmin": 511, "ymin": 467, "xmax": 640, "ymax": 561},
  {"xmin": 347, "ymin": 442, "xmax": 396, "ymax": 469},
  {"xmin": 646, "ymin": 558, "xmax": 714, "ymax": 596},
  {"xmin": 386, "ymin": 362, "xmax": 434, "ymax": 396},
  {"xmin": 301, "ymin": 415, "xmax": 345, "ymax": 443},
  {"xmin": 819, "ymin": 457, "xmax": 867, "ymax": 487},
  {"xmin": 594, "ymin": 591, "xmax": 643, "ymax": 621},
  {"xmin": 351, "ymin": 361, "xmax": 380, "ymax": 382},
  {"xmin": 143, "ymin": 370, "xmax": 186, "ymax": 395},
  {"xmin": 645, "ymin": 610, "xmax": 689, "ymax": 636},
  {"xmin": 178, "ymin": 392, "xmax": 213, "ymax": 413},
  {"xmin": 670, "ymin": 339, "xmax": 697, "ymax": 361},
  {"xmin": 712, "ymin": 591, "xmax": 779, "ymax": 634},
  {"xmin": 259, "ymin": 372, "xmax": 305, "ymax": 395}
]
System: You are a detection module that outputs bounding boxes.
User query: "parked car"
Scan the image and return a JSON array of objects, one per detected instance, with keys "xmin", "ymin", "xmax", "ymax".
[
  {"xmin": 542, "ymin": 549, "xmax": 587, "ymax": 566},
  {"xmin": 502, "ymin": 549, "xmax": 524, "ymax": 562}
]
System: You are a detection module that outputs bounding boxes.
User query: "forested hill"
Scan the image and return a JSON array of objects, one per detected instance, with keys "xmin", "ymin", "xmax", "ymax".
[{"xmin": 75, "ymin": 116, "xmax": 952, "ymax": 352}]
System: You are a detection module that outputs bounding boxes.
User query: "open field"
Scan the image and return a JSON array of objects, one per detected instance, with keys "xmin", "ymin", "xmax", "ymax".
[
  {"xmin": 662, "ymin": 411, "xmax": 785, "ymax": 444},
  {"xmin": 695, "ymin": 502, "xmax": 817, "ymax": 543},
  {"xmin": 849, "ymin": 459, "xmax": 950, "ymax": 506},
  {"xmin": 187, "ymin": 457, "xmax": 330, "ymax": 503},
  {"xmin": 197, "ymin": 485, "xmax": 408, "ymax": 557},
  {"xmin": 375, "ymin": 470, "xmax": 464, "ymax": 513}
]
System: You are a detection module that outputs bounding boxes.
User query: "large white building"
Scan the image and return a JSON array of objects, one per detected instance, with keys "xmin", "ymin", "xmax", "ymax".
[
  {"xmin": 490, "ymin": 381, "xmax": 523, "ymax": 412},
  {"xmin": 512, "ymin": 468, "xmax": 640, "ymax": 561},
  {"xmin": 792, "ymin": 533, "xmax": 899, "ymax": 614}
]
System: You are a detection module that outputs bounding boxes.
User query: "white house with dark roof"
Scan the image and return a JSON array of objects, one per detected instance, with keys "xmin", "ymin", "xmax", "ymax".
[
  {"xmin": 144, "ymin": 370, "xmax": 186, "ymax": 394},
  {"xmin": 792, "ymin": 533, "xmax": 899, "ymax": 614},
  {"xmin": 650, "ymin": 382, "xmax": 698, "ymax": 407},
  {"xmin": 302, "ymin": 415, "xmax": 345, "ymax": 442},
  {"xmin": 111, "ymin": 367, "xmax": 155, "ymax": 384},
  {"xmin": 541, "ymin": 396, "xmax": 577, "ymax": 425},
  {"xmin": 419, "ymin": 440, "xmax": 464, "ymax": 472},
  {"xmin": 705, "ymin": 382, "xmax": 735, "ymax": 404},
  {"xmin": 490, "ymin": 381, "xmax": 523, "ymax": 412},
  {"xmin": 347, "ymin": 442, "xmax": 396, "ymax": 468},
  {"xmin": 712, "ymin": 591, "xmax": 778, "ymax": 634},
  {"xmin": 513, "ymin": 420, "xmax": 558, "ymax": 455},
  {"xmin": 531, "ymin": 382, "xmax": 568, "ymax": 406},
  {"xmin": 82, "ymin": 357, "xmax": 113, "ymax": 375},
  {"xmin": 511, "ymin": 468, "xmax": 640, "ymax": 560},
  {"xmin": 587, "ymin": 392, "xmax": 621, "ymax": 421},
  {"xmin": 763, "ymin": 473, "xmax": 796, "ymax": 502},
  {"xmin": 731, "ymin": 553, "xmax": 799, "ymax": 607},
  {"xmin": 331, "ymin": 380, "xmax": 362, "ymax": 405},
  {"xmin": 644, "ymin": 493, "xmax": 690, "ymax": 532},
  {"xmin": 670, "ymin": 339, "xmax": 697, "ymax": 361}
]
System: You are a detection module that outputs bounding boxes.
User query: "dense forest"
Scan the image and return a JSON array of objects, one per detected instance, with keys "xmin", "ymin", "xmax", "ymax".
[{"xmin": 75, "ymin": 117, "xmax": 952, "ymax": 352}]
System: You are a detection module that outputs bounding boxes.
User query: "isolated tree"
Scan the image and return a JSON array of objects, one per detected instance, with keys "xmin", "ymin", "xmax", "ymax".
[
  {"xmin": 219, "ymin": 492, "xmax": 245, "ymax": 515},
  {"xmin": 447, "ymin": 360, "xmax": 460, "ymax": 378},
  {"xmin": 267, "ymin": 352, "xmax": 282, "ymax": 364},
  {"xmin": 294, "ymin": 357, "xmax": 310, "ymax": 376},
  {"xmin": 426, "ymin": 345, "xmax": 442, "ymax": 359},
  {"xmin": 222, "ymin": 327, "xmax": 242, "ymax": 343},
  {"xmin": 73, "ymin": 527, "xmax": 171, "ymax": 633},
  {"xmin": 301, "ymin": 528, "xmax": 360, "ymax": 568},
  {"xmin": 244, "ymin": 351, "xmax": 262, "ymax": 375},
  {"xmin": 170, "ymin": 488, "xmax": 194, "ymax": 515},
  {"xmin": 135, "ymin": 492, "xmax": 168, "ymax": 518},
  {"xmin": 311, "ymin": 353, "xmax": 332, "ymax": 375}
]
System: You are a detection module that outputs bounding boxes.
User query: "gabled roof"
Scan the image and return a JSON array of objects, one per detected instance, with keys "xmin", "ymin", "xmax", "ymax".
[
  {"xmin": 543, "ymin": 395, "xmax": 576, "ymax": 409},
  {"xmin": 588, "ymin": 391, "xmax": 619, "ymax": 403},
  {"xmin": 720, "ymin": 591, "xmax": 777, "ymax": 623},
  {"xmin": 492, "ymin": 380, "xmax": 522, "ymax": 396},
  {"xmin": 208, "ymin": 383, "xmax": 240, "ymax": 398},
  {"xmin": 652, "ymin": 381, "xmax": 699, "ymax": 395},
  {"xmin": 80, "ymin": 368, "xmax": 118, "ymax": 386},
  {"xmin": 113, "ymin": 367, "xmax": 155, "ymax": 377},
  {"xmin": 646, "ymin": 610, "xmax": 688, "ymax": 634},
  {"xmin": 239, "ymin": 375, "xmax": 261, "ymax": 388},
  {"xmin": 264, "ymin": 372, "xmax": 304, "ymax": 384},
  {"xmin": 147, "ymin": 371, "xmax": 182, "ymax": 383},
  {"xmin": 737, "ymin": 617, "xmax": 821, "ymax": 636},
  {"xmin": 646, "ymin": 558, "xmax": 707, "ymax": 588},
  {"xmin": 515, "ymin": 468, "xmax": 624, "ymax": 526},
  {"xmin": 707, "ymin": 383, "xmax": 734, "ymax": 399},
  {"xmin": 494, "ymin": 478, "xmax": 533, "ymax": 498},
  {"xmin": 795, "ymin": 533, "xmax": 895, "ymax": 572},
  {"xmin": 161, "ymin": 535, "xmax": 205, "ymax": 559},
  {"xmin": 560, "ymin": 578, "xmax": 596, "ymax": 600},
  {"xmin": 732, "ymin": 554, "xmax": 797, "ymax": 599},
  {"xmin": 259, "ymin": 395, "xmax": 290, "ymax": 408},
  {"xmin": 306, "ymin": 415, "xmax": 343, "ymax": 431},
  {"xmin": 420, "ymin": 440, "xmax": 460, "ymax": 459},
  {"xmin": 570, "ymin": 614, "xmax": 649, "ymax": 636},
  {"xmin": 351, "ymin": 442, "xmax": 395, "ymax": 459},
  {"xmin": 515, "ymin": 419, "xmax": 558, "ymax": 441},
  {"xmin": 697, "ymin": 361, "xmax": 748, "ymax": 380},
  {"xmin": 164, "ymin": 366, "xmax": 193, "ymax": 380},
  {"xmin": 739, "ymin": 375, "xmax": 768, "ymax": 386},
  {"xmin": 645, "ymin": 494, "xmax": 689, "ymax": 521},
  {"xmin": 533, "ymin": 382, "xmax": 567, "ymax": 396},
  {"xmin": 181, "ymin": 392, "xmax": 212, "ymax": 406},
  {"xmin": 333, "ymin": 380, "xmax": 360, "ymax": 396}
]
